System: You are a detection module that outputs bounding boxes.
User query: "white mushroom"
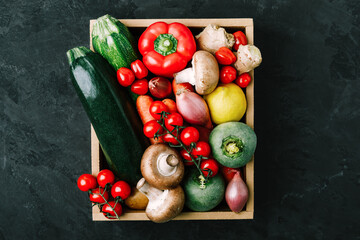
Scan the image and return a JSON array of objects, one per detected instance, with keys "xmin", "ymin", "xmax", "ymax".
[
  {"xmin": 196, "ymin": 24, "xmax": 235, "ymax": 54},
  {"xmin": 174, "ymin": 51, "xmax": 219, "ymax": 95},
  {"xmin": 233, "ymin": 45, "xmax": 262, "ymax": 74},
  {"xmin": 137, "ymin": 178, "xmax": 185, "ymax": 223}
]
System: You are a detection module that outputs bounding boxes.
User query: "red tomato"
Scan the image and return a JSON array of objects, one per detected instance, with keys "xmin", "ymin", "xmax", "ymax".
[
  {"xmin": 131, "ymin": 60, "xmax": 148, "ymax": 79},
  {"xmin": 97, "ymin": 169, "xmax": 115, "ymax": 188},
  {"xmin": 131, "ymin": 79, "xmax": 148, "ymax": 95},
  {"xmin": 180, "ymin": 149, "xmax": 194, "ymax": 166},
  {"xmin": 235, "ymin": 73, "xmax": 251, "ymax": 88},
  {"xmin": 200, "ymin": 159, "xmax": 219, "ymax": 177},
  {"xmin": 221, "ymin": 166, "xmax": 241, "ymax": 183},
  {"xmin": 77, "ymin": 174, "xmax": 97, "ymax": 192},
  {"xmin": 220, "ymin": 66, "xmax": 237, "ymax": 83},
  {"xmin": 180, "ymin": 127, "xmax": 199, "ymax": 146},
  {"xmin": 191, "ymin": 141, "xmax": 211, "ymax": 158},
  {"xmin": 163, "ymin": 132, "xmax": 180, "ymax": 145},
  {"xmin": 165, "ymin": 113, "xmax": 183, "ymax": 131},
  {"xmin": 195, "ymin": 126, "xmax": 211, "ymax": 142},
  {"xmin": 102, "ymin": 201, "xmax": 123, "ymax": 219},
  {"xmin": 149, "ymin": 77, "xmax": 172, "ymax": 99},
  {"xmin": 215, "ymin": 47, "xmax": 236, "ymax": 65},
  {"xmin": 111, "ymin": 181, "xmax": 131, "ymax": 200},
  {"xmin": 89, "ymin": 188, "xmax": 109, "ymax": 203},
  {"xmin": 149, "ymin": 101, "xmax": 169, "ymax": 120},
  {"xmin": 143, "ymin": 120, "xmax": 163, "ymax": 138},
  {"xmin": 116, "ymin": 67, "xmax": 135, "ymax": 87},
  {"xmin": 233, "ymin": 31, "xmax": 248, "ymax": 51}
]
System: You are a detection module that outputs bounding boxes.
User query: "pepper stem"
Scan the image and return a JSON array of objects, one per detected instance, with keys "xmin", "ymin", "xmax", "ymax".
[{"xmin": 154, "ymin": 34, "xmax": 178, "ymax": 56}]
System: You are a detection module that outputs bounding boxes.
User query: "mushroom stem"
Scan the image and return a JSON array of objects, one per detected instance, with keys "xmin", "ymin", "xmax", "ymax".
[
  {"xmin": 137, "ymin": 178, "xmax": 163, "ymax": 201},
  {"xmin": 174, "ymin": 68, "xmax": 196, "ymax": 85},
  {"xmin": 157, "ymin": 153, "xmax": 178, "ymax": 177}
]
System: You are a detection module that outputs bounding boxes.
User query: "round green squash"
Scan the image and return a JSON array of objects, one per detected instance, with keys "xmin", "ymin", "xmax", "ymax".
[
  {"xmin": 209, "ymin": 122, "xmax": 257, "ymax": 168},
  {"xmin": 183, "ymin": 168, "xmax": 225, "ymax": 212}
]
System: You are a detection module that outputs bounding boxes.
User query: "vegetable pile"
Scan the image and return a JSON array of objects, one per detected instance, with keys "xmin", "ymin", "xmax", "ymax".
[{"xmin": 68, "ymin": 14, "xmax": 262, "ymax": 222}]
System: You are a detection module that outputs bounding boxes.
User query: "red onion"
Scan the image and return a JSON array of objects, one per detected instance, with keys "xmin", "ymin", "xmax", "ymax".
[
  {"xmin": 149, "ymin": 77, "xmax": 172, "ymax": 99},
  {"xmin": 176, "ymin": 91, "xmax": 211, "ymax": 127},
  {"xmin": 225, "ymin": 171, "xmax": 248, "ymax": 213}
]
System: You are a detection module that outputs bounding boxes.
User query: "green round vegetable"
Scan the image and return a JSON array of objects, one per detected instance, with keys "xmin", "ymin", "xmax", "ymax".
[
  {"xmin": 209, "ymin": 122, "xmax": 257, "ymax": 168},
  {"xmin": 183, "ymin": 168, "xmax": 225, "ymax": 212}
]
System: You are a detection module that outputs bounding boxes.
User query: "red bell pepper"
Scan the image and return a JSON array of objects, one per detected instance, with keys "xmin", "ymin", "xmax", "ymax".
[{"xmin": 138, "ymin": 22, "xmax": 196, "ymax": 78}]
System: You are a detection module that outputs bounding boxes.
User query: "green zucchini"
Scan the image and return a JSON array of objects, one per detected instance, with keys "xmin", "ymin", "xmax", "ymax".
[
  {"xmin": 92, "ymin": 14, "xmax": 138, "ymax": 70},
  {"xmin": 67, "ymin": 46, "xmax": 148, "ymax": 185}
]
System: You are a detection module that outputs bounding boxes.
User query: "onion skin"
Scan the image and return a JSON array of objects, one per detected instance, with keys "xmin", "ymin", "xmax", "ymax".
[
  {"xmin": 225, "ymin": 171, "xmax": 248, "ymax": 213},
  {"xmin": 176, "ymin": 92, "xmax": 211, "ymax": 127},
  {"xmin": 149, "ymin": 77, "xmax": 172, "ymax": 99}
]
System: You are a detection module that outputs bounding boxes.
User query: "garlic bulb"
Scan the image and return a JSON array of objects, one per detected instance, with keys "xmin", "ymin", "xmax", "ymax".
[{"xmin": 234, "ymin": 45, "xmax": 262, "ymax": 74}]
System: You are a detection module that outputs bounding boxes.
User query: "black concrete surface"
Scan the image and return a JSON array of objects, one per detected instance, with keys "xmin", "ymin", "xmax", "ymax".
[{"xmin": 1, "ymin": 0, "xmax": 359, "ymax": 239}]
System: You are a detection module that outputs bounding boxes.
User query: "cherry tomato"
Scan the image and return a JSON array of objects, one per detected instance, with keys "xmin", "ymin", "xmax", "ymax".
[
  {"xmin": 77, "ymin": 174, "xmax": 97, "ymax": 192},
  {"xmin": 163, "ymin": 132, "xmax": 180, "ymax": 145},
  {"xmin": 220, "ymin": 66, "xmax": 237, "ymax": 84},
  {"xmin": 165, "ymin": 113, "xmax": 183, "ymax": 131},
  {"xmin": 102, "ymin": 201, "xmax": 123, "ymax": 219},
  {"xmin": 116, "ymin": 67, "xmax": 135, "ymax": 87},
  {"xmin": 131, "ymin": 79, "xmax": 148, "ymax": 95},
  {"xmin": 149, "ymin": 101, "xmax": 169, "ymax": 120},
  {"xmin": 221, "ymin": 166, "xmax": 241, "ymax": 183},
  {"xmin": 180, "ymin": 149, "xmax": 194, "ymax": 166},
  {"xmin": 130, "ymin": 60, "xmax": 148, "ymax": 79},
  {"xmin": 149, "ymin": 77, "xmax": 172, "ymax": 99},
  {"xmin": 191, "ymin": 141, "xmax": 211, "ymax": 158},
  {"xmin": 235, "ymin": 72, "xmax": 251, "ymax": 88},
  {"xmin": 233, "ymin": 31, "xmax": 248, "ymax": 51},
  {"xmin": 97, "ymin": 169, "xmax": 115, "ymax": 188},
  {"xmin": 111, "ymin": 181, "xmax": 131, "ymax": 200},
  {"xmin": 215, "ymin": 47, "xmax": 236, "ymax": 65},
  {"xmin": 89, "ymin": 187, "xmax": 109, "ymax": 203},
  {"xmin": 200, "ymin": 159, "xmax": 219, "ymax": 177},
  {"xmin": 180, "ymin": 127, "xmax": 200, "ymax": 146},
  {"xmin": 143, "ymin": 120, "xmax": 163, "ymax": 138}
]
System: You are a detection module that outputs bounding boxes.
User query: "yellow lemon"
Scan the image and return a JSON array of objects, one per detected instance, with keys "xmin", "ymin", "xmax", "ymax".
[{"xmin": 204, "ymin": 83, "xmax": 247, "ymax": 124}]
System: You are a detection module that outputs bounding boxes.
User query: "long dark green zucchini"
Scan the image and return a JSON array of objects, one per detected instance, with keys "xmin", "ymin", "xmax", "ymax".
[{"xmin": 67, "ymin": 46, "xmax": 149, "ymax": 185}]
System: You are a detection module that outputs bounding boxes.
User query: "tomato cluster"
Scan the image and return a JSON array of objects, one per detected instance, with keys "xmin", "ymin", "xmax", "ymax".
[{"xmin": 77, "ymin": 169, "xmax": 131, "ymax": 219}]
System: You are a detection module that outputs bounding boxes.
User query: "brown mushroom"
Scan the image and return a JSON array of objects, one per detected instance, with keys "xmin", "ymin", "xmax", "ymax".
[
  {"xmin": 174, "ymin": 51, "xmax": 219, "ymax": 95},
  {"xmin": 137, "ymin": 178, "xmax": 185, "ymax": 223},
  {"xmin": 140, "ymin": 144, "xmax": 184, "ymax": 189}
]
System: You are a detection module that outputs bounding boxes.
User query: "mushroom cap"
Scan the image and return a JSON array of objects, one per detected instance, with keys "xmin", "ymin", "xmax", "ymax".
[
  {"xmin": 140, "ymin": 144, "xmax": 184, "ymax": 190},
  {"xmin": 145, "ymin": 185, "xmax": 185, "ymax": 223},
  {"xmin": 192, "ymin": 51, "xmax": 219, "ymax": 95}
]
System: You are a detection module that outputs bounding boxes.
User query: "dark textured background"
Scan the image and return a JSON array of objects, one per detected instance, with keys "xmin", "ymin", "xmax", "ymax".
[{"xmin": 1, "ymin": 0, "xmax": 359, "ymax": 239}]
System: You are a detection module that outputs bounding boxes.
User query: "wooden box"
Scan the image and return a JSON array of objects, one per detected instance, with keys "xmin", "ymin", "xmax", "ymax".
[{"xmin": 90, "ymin": 18, "xmax": 255, "ymax": 221}]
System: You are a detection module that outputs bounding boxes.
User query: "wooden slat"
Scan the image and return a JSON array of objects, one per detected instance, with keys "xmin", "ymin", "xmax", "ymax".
[{"xmin": 90, "ymin": 18, "xmax": 255, "ymax": 221}]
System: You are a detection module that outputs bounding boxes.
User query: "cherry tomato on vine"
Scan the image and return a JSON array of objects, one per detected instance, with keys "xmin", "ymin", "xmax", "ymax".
[
  {"xmin": 165, "ymin": 113, "xmax": 183, "ymax": 131},
  {"xmin": 130, "ymin": 60, "xmax": 148, "ymax": 79},
  {"xmin": 180, "ymin": 127, "xmax": 200, "ymax": 146},
  {"xmin": 220, "ymin": 66, "xmax": 237, "ymax": 84},
  {"xmin": 221, "ymin": 166, "xmax": 241, "ymax": 183},
  {"xmin": 200, "ymin": 159, "xmax": 219, "ymax": 177},
  {"xmin": 191, "ymin": 141, "xmax": 211, "ymax": 158},
  {"xmin": 149, "ymin": 101, "xmax": 169, "ymax": 120},
  {"xmin": 180, "ymin": 149, "xmax": 194, "ymax": 166},
  {"xmin": 163, "ymin": 132, "xmax": 180, "ymax": 145},
  {"xmin": 77, "ymin": 174, "xmax": 97, "ymax": 192},
  {"xmin": 89, "ymin": 188, "xmax": 109, "ymax": 203},
  {"xmin": 111, "ymin": 181, "xmax": 131, "ymax": 200},
  {"xmin": 97, "ymin": 169, "xmax": 115, "ymax": 188},
  {"xmin": 131, "ymin": 79, "xmax": 148, "ymax": 95},
  {"xmin": 215, "ymin": 47, "xmax": 236, "ymax": 65},
  {"xmin": 235, "ymin": 72, "xmax": 251, "ymax": 88},
  {"xmin": 232, "ymin": 31, "xmax": 248, "ymax": 51},
  {"xmin": 102, "ymin": 201, "xmax": 123, "ymax": 219},
  {"xmin": 143, "ymin": 120, "xmax": 163, "ymax": 138},
  {"xmin": 117, "ymin": 67, "xmax": 135, "ymax": 87}
]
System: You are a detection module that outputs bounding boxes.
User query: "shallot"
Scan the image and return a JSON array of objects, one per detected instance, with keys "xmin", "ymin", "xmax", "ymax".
[
  {"xmin": 176, "ymin": 91, "xmax": 211, "ymax": 128},
  {"xmin": 225, "ymin": 171, "xmax": 248, "ymax": 213}
]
